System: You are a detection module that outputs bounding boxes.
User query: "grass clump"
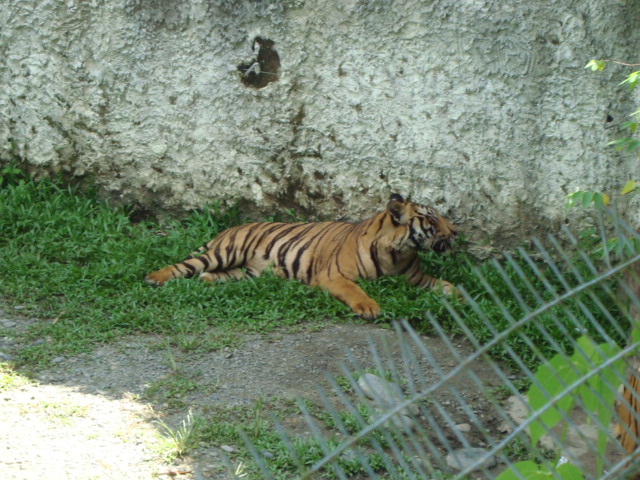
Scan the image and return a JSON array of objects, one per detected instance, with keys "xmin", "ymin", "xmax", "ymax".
[
  {"xmin": 0, "ymin": 362, "xmax": 30, "ymax": 391},
  {"xmin": 154, "ymin": 409, "xmax": 204, "ymax": 461}
]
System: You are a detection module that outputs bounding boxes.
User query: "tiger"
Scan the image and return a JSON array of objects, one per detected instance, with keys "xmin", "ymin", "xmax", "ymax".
[
  {"xmin": 145, "ymin": 193, "xmax": 459, "ymax": 319},
  {"xmin": 616, "ymin": 366, "xmax": 640, "ymax": 478}
]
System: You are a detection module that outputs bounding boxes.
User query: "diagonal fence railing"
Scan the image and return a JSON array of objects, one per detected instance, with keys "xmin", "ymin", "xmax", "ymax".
[{"xmin": 237, "ymin": 209, "xmax": 640, "ymax": 480}]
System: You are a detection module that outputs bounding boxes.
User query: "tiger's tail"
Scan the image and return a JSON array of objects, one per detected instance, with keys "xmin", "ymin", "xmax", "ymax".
[{"xmin": 145, "ymin": 239, "xmax": 229, "ymax": 286}]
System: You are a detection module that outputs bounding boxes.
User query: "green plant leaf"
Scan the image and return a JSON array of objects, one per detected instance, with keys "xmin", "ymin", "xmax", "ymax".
[
  {"xmin": 557, "ymin": 462, "xmax": 585, "ymax": 479},
  {"xmin": 528, "ymin": 355, "xmax": 578, "ymax": 446},
  {"xmin": 633, "ymin": 322, "xmax": 640, "ymax": 345},
  {"xmin": 580, "ymin": 191, "xmax": 594, "ymax": 207},
  {"xmin": 496, "ymin": 461, "xmax": 544, "ymax": 479},
  {"xmin": 621, "ymin": 120, "xmax": 638, "ymax": 133},
  {"xmin": 585, "ymin": 60, "xmax": 606, "ymax": 72},
  {"xmin": 608, "ymin": 137, "xmax": 640, "ymax": 152},
  {"xmin": 564, "ymin": 190, "xmax": 609, "ymax": 209},
  {"xmin": 593, "ymin": 192, "xmax": 610, "ymax": 209},
  {"xmin": 620, "ymin": 70, "xmax": 640, "ymax": 91},
  {"xmin": 574, "ymin": 339, "xmax": 622, "ymax": 414},
  {"xmin": 496, "ymin": 460, "xmax": 584, "ymax": 479},
  {"xmin": 622, "ymin": 180, "xmax": 637, "ymax": 195},
  {"xmin": 571, "ymin": 336, "xmax": 625, "ymax": 476},
  {"xmin": 564, "ymin": 191, "xmax": 582, "ymax": 209}
]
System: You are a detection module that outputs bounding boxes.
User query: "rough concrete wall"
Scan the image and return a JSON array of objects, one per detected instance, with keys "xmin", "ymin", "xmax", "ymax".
[{"xmin": 2, "ymin": 0, "xmax": 640, "ymax": 249}]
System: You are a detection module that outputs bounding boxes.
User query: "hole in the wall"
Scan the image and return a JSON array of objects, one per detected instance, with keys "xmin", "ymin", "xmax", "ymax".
[{"xmin": 237, "ymin": 37, "xmax": 281, "ymax": 89}]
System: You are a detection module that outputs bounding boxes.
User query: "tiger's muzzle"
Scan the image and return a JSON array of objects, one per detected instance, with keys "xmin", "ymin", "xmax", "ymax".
[
  {"xmin": 433, "ymin": 235, "xmax": 456, "ymax": 253},
  {"xmin": 432, "ymin": 223, "xmax": 458, "ymax": 253}
]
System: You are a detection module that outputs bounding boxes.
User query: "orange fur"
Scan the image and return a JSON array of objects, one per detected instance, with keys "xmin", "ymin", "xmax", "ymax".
[
  {"xmin": 616, "ymin": 367, "xmax": 640, "ymax": 479},
  {"xmin": 145, "ymin": 194, "xmax": 458, "ymax": 318}
]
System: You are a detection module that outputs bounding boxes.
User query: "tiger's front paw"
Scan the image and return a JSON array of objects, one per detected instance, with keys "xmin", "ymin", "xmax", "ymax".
[{"xmin": 352, "ymin": 299, "xmax": 381, "ymax": 319}]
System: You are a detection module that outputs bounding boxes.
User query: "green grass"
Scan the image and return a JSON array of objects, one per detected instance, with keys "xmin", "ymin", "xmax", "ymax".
[
  {"xmin": 0, "ymin": 362, "xmax": 30, "ymax": 391},
  {"xmin": 194, "ymin": 397, "xmax": 412, "ymax": 479},
  {"xmin": 0, "ymin": 172, "xmax": 627, "ymax": 371},
  {"xmin": 154, "ymin": 409, "xmax": 204, "ymax": 462}
]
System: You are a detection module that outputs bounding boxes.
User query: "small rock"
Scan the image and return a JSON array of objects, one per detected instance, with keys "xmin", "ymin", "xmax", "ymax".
[
  {"xmin": 1, "ymin": 320, "xmax": 16, "ymax": 328},
  {"xmin": 371, "ymin": 411, "xmax": 417, "ymax": 431},
  {"xmin": 220, "ymin": 445, "xmax": 235, "ymax": 453},
  {"xmin": 13, "ymin": 306, "xmax": 25, "ymax": 311},
  {"xmin": 261, "ymin": 450, "xmax": 274, "ymax": 459},
  {"xmin": 445, "ymin": 447, "xmax": 497, "ymax": 472},
  {"xmin": 497, "ymin": 421, "xmax": 512, "ymax": 434},
  {"xmin": 455, "ymin": 423, "xmax": 472, "ymax": 433},
  {"xmin": 0, "ymin": 352, "xmax": 13, "ymax": 362},
  {"xmin": 358, "ymin": 373, "xmax": 418, "ymax": 415}
]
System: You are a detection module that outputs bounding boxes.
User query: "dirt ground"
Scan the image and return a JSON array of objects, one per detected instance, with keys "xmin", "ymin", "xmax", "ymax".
[
  {"xmin": 0, "ymin": 306, "xmax": 581, "ymax": 479},
  {"xmin": 1, "ymin": 308, "xmax": 516, "ymax": 480}
]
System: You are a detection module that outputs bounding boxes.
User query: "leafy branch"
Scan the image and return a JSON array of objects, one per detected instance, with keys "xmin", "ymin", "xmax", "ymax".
[{"xmin": 571, "ymin": 60, "xmax": 640, "ymax": 203}]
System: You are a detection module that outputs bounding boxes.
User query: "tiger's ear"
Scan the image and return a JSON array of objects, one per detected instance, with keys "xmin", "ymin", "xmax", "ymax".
[{"xmin": 387, "ymin": 194, "xmax": 409, "ymax": 224}]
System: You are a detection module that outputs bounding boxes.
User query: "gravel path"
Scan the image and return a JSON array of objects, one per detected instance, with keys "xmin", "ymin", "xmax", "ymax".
[
  {"xmin": 1, "ymin": 383, "xmax": 159, "ymax": 479},
  {"xmin": 0, "ymin": 309, "xmax": 502, "ymax": 479}
]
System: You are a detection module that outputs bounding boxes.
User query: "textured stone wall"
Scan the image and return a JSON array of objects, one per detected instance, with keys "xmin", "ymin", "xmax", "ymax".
[{"xmin": 2, "ymin": 0, "xmax": 640, "ymax": 249}]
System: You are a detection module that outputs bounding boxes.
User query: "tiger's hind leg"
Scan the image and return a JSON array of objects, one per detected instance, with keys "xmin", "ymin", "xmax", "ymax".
[{"xmin": 402, "ymin": 263, "xmax": 458, "ymax": 297}]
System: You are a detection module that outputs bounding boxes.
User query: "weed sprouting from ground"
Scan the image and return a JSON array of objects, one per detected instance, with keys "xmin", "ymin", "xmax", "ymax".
[{"xmin": 154, "ymin": 409, "xmax": 204, "ymax": 461}]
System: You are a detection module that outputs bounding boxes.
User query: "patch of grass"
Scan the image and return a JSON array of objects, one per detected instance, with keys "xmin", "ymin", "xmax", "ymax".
[
  {"xmin": 154, "ymin": 409, "xmax": 204, "ymax": 461},
  {"xmin": 502, "ymin": 435, "xmax": 555, "ymax": 464},
  {"xmin": 0, "ymin": 362, "xmax": 30, "ymax": 390},
  {"xmin": 198, "ymin": 397, "xmax": 454, "ymax": 479},
  {"xmin": 144, "ymin": 369, "xmax": 203, "ymax": 410},
  {"xmin": 197, "ymin": 398, "xmax": 381, "ymax": 479},
  {"xmin": 0, "ymin": 173, "xmax": 625, "ymax": 372},
  {"xmin": 22, "ymin": 400, "xmax": 89, "ymax": 425},
  {"xmin": 165, "ymin": 328, "xmax": 242, "ymax": 354}
]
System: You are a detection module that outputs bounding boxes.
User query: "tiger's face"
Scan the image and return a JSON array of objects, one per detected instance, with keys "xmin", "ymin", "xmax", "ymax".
[{"xmin": 387, "ymin": 194, "xmax": 457, "ymax": 253}]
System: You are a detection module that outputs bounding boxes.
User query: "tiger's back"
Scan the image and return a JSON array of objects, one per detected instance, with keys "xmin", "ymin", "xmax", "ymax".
[{"xmin": 145, "ymin": 194, "xmax": 458, "ymax": 318}]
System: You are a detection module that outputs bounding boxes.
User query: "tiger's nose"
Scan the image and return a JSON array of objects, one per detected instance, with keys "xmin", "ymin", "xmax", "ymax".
[{"xmin": 439, "ymin": 223, "xmax": 457, "ymax": 239}]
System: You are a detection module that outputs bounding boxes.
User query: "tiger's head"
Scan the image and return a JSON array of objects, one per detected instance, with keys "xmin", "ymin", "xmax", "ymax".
[{"xmin": 386, "ymin": 193, "xmax": 457, "ymax": 253}]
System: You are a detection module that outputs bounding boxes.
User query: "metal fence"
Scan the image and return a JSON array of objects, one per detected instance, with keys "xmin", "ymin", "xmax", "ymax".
[{"xmin": 239, "ymin": 210, "xmax": 640, "ymax": 479}]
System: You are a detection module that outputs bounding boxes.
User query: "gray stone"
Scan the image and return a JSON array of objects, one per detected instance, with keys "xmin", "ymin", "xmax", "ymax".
[
  {"xmin": 358, "ymin": 373, "xmax": 419, "ymax": 431},
  {"xmin": 0, "ymin": 352, "xmax": 14, "ymax": 362},
  {"xmin": 445, "ymin": 447, "xmax": 497, "ymax": 472},
  {"xmin": 370, "ymin": 411, "xmax": 418, "ymax": 432},
  {"xmin": 2, "ymin": 1, "xmax": 639, "ymax": 249},
  {"xmin": 455, "ymin": 422, "xmax": 472, "ymax": 433},
  {"xmin": 358, "ymin": 373, "xmax": 418, "ymax": 416}
]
